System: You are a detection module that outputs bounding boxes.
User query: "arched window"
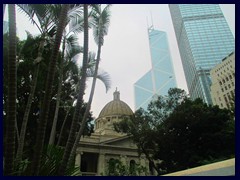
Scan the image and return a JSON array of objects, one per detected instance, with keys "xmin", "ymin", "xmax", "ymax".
[
  {"xmin": 108, "ymin": 158, "xmax": 116, "ymax": 175},
  {"xmin": 149, "ymin": 161, "xmax": 154, "ymax": 175},
  {"xmin": 129, "ymin": 160, "xmax": 136, "ymax": 175}
]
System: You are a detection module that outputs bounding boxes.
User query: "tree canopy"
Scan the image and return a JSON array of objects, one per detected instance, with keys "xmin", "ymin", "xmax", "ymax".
[{"xmin": 114, "ymin": 88, "xmax": 235, "ymax": 175}]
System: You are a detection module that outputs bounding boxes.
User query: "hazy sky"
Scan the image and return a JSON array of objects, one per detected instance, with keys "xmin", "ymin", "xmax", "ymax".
[{"xmin": 4, "ymin": 4, "xmax": 235, "ymax": 118}]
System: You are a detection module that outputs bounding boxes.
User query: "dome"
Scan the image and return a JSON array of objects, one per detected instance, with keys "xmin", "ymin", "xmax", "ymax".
[{"xmin": 98, "ymin": 89, "xmax": 133, "ymax": 118}]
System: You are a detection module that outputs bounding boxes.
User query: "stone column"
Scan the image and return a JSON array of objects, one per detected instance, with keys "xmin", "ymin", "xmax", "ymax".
[
  {"xmin": 140, "ymin": 155, "xmax": 146, "ymax": 167},
  {"xmin": 97, "ymin": 153, "xmax": 105, "ymax": 175},
  {"xmin": 120, "ymin": 155, "xmax": 127, "ymax": 166},
  {"xmin": 75, "ymin": 152, "xmax": 82, "ymax": 175}
]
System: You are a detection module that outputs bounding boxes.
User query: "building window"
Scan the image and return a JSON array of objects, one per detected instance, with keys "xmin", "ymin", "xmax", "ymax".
[
  {"xmin": 108, "ymin": 158, "xmax": 116, "ymax": 175},
  {"xmin": 229, "ymin": 75, "xmax": 232, "ymax": 79},
  {"xmin": 224, "ymin": 95, "xmax": 228, "ymax": 103},
  {"xmin": 219, "ymin": 81, "xmax": 222, "ymax": 85},
  {"xmin": 219, "ymin": 97, "xmax": 221, "ymax": 101},
  {"xmin": 129, "ymin": 160, "xmax": 136, "ymax": 175},
  {"xmin": 226, "ymin": 77, "xmax": 229, "ymax": 81},
  {"xmin": 225, "ymin": 86, "xmax": 227, "ymax": 90},
  {"xmin": 228, "ymin": 84, "xmax": 231, "ymax": 88}
]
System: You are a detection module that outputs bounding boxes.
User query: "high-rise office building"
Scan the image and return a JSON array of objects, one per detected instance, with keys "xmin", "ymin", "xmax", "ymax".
[
  {"xmin": 210, "ymin": 51, "xmax": 235, "ymax": 109},
  {"xmin": 169, "ymin": 4, "xmax": 235, "ymax": 104},
  {"xmin": 134, "ymin": 27, "xmax": 177, "ymax": 110}
]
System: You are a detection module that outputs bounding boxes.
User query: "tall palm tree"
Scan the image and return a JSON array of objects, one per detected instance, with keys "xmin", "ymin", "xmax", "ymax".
[
  {"xmin": 16, "ymin": 4, "xmax": 58, "ymax": 164},
  {"xmin": 4, "ymin": 4, "xmax": 17, "ymax": 175},
  {"xmin": 56, "ymin": 53, "xmax": 111, "ymax": 147},
  {"xmin": 58, "ymin": 4, "xmax": 89, "ymax": 175},
  {"xmin": 47, "ymin": 4, "xmax": 85, "ymax": 145},
  {"xmin": 67, "ymin": 4, "xmax": 112, "ymax": 167},
  {"xmin": 16, "ymin": 4, "xmax": 83, "ymax": 163},
  {"xmin": 48, "ymin": 33, "xmax": 82, "ymax": 145},
  {"xmin": 48, "ymin": 7, "xmax": 87, "ymax": 144},
  {"xmin": 30, "ymin": 4, "xmax": 70, "ymax": 175}
]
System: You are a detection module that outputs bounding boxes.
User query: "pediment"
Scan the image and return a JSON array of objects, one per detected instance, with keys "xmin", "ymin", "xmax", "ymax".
[{"xmin": 101, "ymin": 135, "xmax": 138, "ymax": 148}]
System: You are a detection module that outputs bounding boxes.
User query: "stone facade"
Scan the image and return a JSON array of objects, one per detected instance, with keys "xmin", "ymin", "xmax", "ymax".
[
  {"xmin": 75, "ymin": 90, "xmax": 156, "ymax": 176},
  {"xmin": 210, "ymin": 52, "xmax": 235, "ymax": 109}
]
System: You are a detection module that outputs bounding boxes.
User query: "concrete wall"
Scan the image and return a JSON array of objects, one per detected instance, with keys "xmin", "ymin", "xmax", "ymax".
[{"xmin": 163, "ymin": 158, "xmax": 235, "ymax": 176}]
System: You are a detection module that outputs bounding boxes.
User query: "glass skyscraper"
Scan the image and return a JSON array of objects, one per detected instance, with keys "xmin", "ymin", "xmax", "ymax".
[
  {"xmin": 169, "ymin": 4, "xmax": 235, "ymax": 104},
  {"xmin": 134, "ymin": 27, "xmax": 177, "ymax": 110}
]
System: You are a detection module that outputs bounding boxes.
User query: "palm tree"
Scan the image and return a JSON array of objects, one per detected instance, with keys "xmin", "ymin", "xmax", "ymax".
[
  {"xmin": 16, "ymin": 4, "xmax": 58, "ymax": 164},
  {"xmin": 16, "ymin": 3, "xmax": 83, "ymax": 164},
  {"xmin": 58, "ymin": 4, "xmax": 89, "ymax": 175},
  {"xmin": 48, "ymin": 33, "xmax": 83, "ymax": 145},
  {"xmin": 4, "ymin": 4, "xmax": 17, "ymax": 175},
  {"xmin": 47, "ymin": 6, "xmax": 87, "ymax": 144},
  {"xmin": 67, "ymin": 4, "xmax": 112, "ymax": 167},
  {"xmin": 30, "ymin": 4, "xmax": 70, "ymax": 175}
]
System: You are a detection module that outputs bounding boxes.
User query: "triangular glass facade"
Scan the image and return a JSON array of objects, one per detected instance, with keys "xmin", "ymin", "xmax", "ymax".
[{"xmin": 134, "ymin": 29, "xmax": 177, "ymax": 110}]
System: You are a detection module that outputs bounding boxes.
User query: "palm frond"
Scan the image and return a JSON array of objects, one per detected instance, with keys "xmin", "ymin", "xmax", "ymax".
[
  {"xmin": 91, "ymin": 4, "xmax": 112, "ymax": 45},
  {"xmin": 65, "ymin": 34, "xmax": 83, "ymax": 60},
  {"xmin": 86, "ymin": 67, "xmax": 111, "ymax": 93},
  {"xmin": 17, "ymin": 4, "xmax": 42, "ymax": 33}
]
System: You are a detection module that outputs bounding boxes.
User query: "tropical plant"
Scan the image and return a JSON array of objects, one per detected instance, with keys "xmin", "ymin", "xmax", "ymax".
[
  {"xmin": 48, "ymin": 33, "xmax": 83, "ymax": 145},
  {"xmin": 67, "ymin": 51, "xmax": 111, "ymax": 166},
  {"xmin": 16, "ymin": 4, "xmax": 58, "ymax": 164},
  {"xmin": 103, "ymin": 159, "xmax": 147, "ymax": 176},
  {"xmin": 31, "ymin": 4, "xmax": 70, "ymax": 175},
  {"xmin": 11, "ymin": 145, "xmax": 80, "ymax": 176},
  {"xmin": 67, "ymin": 4, "xmax": 112, "ymax": 168},
  {"xmin": 58, "ymin": 4, "xmax": 89, "ymax": 175}
]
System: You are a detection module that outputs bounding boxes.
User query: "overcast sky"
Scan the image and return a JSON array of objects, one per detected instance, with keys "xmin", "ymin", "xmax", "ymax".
[{"xmin": 4, "ymin": 4, "xmax": 235, "ymax": 118}]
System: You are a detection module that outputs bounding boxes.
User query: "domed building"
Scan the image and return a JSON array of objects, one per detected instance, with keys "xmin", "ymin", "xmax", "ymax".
[
  {"xmin": 94, "ymin": 89, "xmax": 133, "ymax": 136},
  {"xmin": 75, "ymin": 89, "xmax": 156, "ymax": 176}
]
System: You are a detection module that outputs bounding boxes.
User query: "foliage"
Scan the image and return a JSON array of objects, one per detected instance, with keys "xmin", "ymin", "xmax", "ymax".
[
  {"xmin": 12, "ymin": 145, "xmax": 80, "ymax": 176},
  {"xmin": 114, "ymin": 88, "xmax": 235, "ymax": 175},
  {"xmin": 103, "ymin": 159, "xmax": 147, "ymax": 176},
  {"xmin": 4, "ymin": 4, "xmax": 112, "ymax": 175},
  {"xmin": 3, "ymin": 12, "xmax": 93, "ymax": 175}
]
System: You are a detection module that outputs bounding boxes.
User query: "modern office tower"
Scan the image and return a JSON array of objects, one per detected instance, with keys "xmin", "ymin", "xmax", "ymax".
[
  {"xmin": 134, "ymin": 27, "xmax": 177, "ymax": 110},
  {"xmin": 169, "ymin": 4, "xmax": 235, "ymax": 105},
  {"xmin": 210, "ymin": 52, "xmax": 235, "ymax": 109}
]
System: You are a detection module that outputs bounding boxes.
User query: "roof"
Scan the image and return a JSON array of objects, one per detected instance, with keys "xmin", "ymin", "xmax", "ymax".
[{"xmin": 98, "ymin": 89, "xmax": 133, "ymax": 118}]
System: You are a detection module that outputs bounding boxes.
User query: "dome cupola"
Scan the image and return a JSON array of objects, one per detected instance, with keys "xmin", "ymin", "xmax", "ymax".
[
  {"xmin": 98, "ymin": 88, "xmax": 133, "ymax": 118},
  {"xmin": 94, "ymin": 88, "xmax": 133, "ymax": 135}
]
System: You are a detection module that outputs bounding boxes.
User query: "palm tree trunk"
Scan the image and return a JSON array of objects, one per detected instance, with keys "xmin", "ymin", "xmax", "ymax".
[
  {"xmin": 68, "ymin": 43, "xmax": 102, "ymax": 167},
  {"xmin": 56, "ymin": 107, "xmax": 70, "ymax": 146},
  {"xmin": 15, "ymin": 119, "xmax": 19, "ymax": 145},
  {"xmin": 4, "ymin": 4, "xmax": 16, "ymax": 175},
  {"xmin": 58, "ymin": 4, "xmax": 89, "ymax": 175},
  {"xmin": 15, "ymin": 63, "xmax": 40, "ymax": 163},
  {"xmin": 48, "ymin": 35, "xmax": 66, "ymax": 145},
  {"xmin": 30, "ymin": 4, "xmax": 70, "ymax": 175},
  {"xmin": 16, "ymin": 33, "xmax": 45, "ymax": 165}
]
